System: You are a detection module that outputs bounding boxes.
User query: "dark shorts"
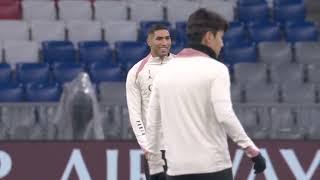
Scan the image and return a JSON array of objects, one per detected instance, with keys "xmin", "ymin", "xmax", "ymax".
[{"xmin": 166, "ymin": 168, "xmax": 233, "ymax": 180}]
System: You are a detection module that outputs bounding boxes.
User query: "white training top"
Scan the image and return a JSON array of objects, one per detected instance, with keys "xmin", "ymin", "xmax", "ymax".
[
  {"xmin": 146, "ymin": 48, "xmax": 256, "ymax": 176},
  {"xmin": 126, "ymin": 54, "xmax": 174, "ymax": 174}
]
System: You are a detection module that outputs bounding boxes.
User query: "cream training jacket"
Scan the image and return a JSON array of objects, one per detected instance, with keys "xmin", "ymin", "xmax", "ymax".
[
  {"xmin": 146, "ymin": 48, "xmax": 257, "ymax": 176},
  {"xmin": 126, "ymin": 53, "xmax": 174, "ymax": 174}
]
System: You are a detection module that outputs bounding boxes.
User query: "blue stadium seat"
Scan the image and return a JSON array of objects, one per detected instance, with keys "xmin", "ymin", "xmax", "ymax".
[
  {"xmin": 25, "ymin": 83, "xmax": 61, "ymax": 102},
  {"xmin": 237, "ymin": 0, "xmax": 267, "ymax": 6},
  {"xmin": 274, "ymin": 3, "xmax": 305, "ymax": 23},
  {"xmin": 16, "ymin": 63, "xmax": 50, "ymax": 85},
  {"xmin": 223, "ymin": 45, "xmax": 258, "ymax": 65},
  {"xmin": 237, "ymin": 3, "xmax": 269, "ymax": 23},
  {"xmin": 138, "ymin": 21, "xmax": 171, "ymax": 42},
  {"xmin": 248, "ymin": 22, "xmax": 282, "ymax": 42},
  {"xmin": 52, "ymin": 63, "xmax": 84, "ymax": 83},
  {"xmin": 223, "ymin": 22, "xmax": 247, "ymax": 46},
  {"xmin": 115, "ymin": 41, "xmax": 149, "ymax": 68},
  {"xmin": 175, "ymin": 22, "xmax": 187, "ymax": 32},
  {"xmin": 285, "ymin": 22, "xmax": 318, "ymax": 42},
  {"xmin": 89, "ymin": 62, "xmax": 124, "ymax": 83},
  {"xmin": 175, "ymin": 21, "xmax": 188, "ymax": 45},
  {"xmin": 42, "ymin": 41, "xmax": 76, "ymax": 64},
  {"xmin": 78, "ymin": 41, "xmax": 114, "ymax": 65},
  {"xmin": 224, "ymin": 39, "xmax": 253, "ymax": 49},
  {"xmin": 171, "ymin": 43, "xmax": 184, "ymax": 54},
  {"xmin": 273, "ymin": 0, "xmax": 304, "ymax": 6},
  {"xmin": 0, "ymin": 83, "xmax": 23, "ymax": 102},
  {"xmin": 0, "ymin": 63, "xmax": 12, "ymax": 84}
]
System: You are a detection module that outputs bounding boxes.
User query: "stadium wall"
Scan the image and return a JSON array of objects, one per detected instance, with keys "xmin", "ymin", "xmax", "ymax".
[{"xmin": 0, "ymin": 140, "xmax": 319, "ymax": 180}]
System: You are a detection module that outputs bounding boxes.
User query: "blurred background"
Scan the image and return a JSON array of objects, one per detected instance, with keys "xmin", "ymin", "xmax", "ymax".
[
  {"xmin": 0, "ymin": 0, "xmax": 319, "ymax": 140},
  {"xmin": 0, "ymin": 0, "xmax": 319, "ymax": 179}
]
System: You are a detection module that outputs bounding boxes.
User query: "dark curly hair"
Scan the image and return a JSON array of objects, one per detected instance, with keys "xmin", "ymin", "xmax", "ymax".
[{"xmin": 187, "ymin": 8, "xmax": 228, "ymax": 45}]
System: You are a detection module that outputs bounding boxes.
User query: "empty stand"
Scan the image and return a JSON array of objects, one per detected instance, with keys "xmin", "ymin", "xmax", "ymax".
[
  {"xmin": 294, "ymin": 41, "xmax": 320, "ymax": 64},
  {"xmin": 0, "ymin": 83, "xmax": 23, "ymax": 102},
  {"xmin": 237, "ymin": 0, "xmax": 266, "ymax": 6},
  {"xmin": 66, "ymin": 21, "xmax": 102, "ymax": 46},
  {"xmin": 99, "ymin": 82, "xmax": 126, "ymax": 138},
  {"xmin": 269, "ymin": 63, "xmax": 305, "ymax": 84},
  {"xmin": 3, "ymin": 41, "xmax": 39, "ymax": 68},
  {"xmin": 233, "ymin": 63, "xmax": 268, "ymax": 85},
  {"xmin": 25, "ymin": 83, "xmax": 61, "ymax": 102},
  {"xmin": 175, "ymin": 21, "xmax": 187, "ymax": 45},
  {"xmin": 121, "ymin": 106, "xmax": 136, "ymax": 140},
  {"xmin": 42, "ymin": 41, "xmax": 76, "ymax": 63},
  {"xmin": 103, "ymin": 21, "xmax": 138, "ymax": 46},
  {"xmin": 223, "ymin": 45, "xmax": 258, "ymax": 65},
  {"xmin": 245, "ymin": 83, "xmax": 280, "ymax": 103},
  {"xmin": 1, "ymin": 105, "xmax": 46, "ymax": 140},
  {"xmin": 37, "ymin": 104, "xmax": 58, "ymax": 126},
  {"xmin": 307, "ymin": 64, "xmax": 320, "ymax": 84},
  {"xmin": 200, "ymin": 0, "xmax": 234, "ymax": 22},
  {"xmin": 101, "ymin": 105, "xmax": 123, "ymax": 139},
  {"xmin": 258, "ymin": 41, "xmax": 293, "ymax": 65},
  {"xmin": 248, "ymin": 22, "xmax": 282, "ymax": 42},
  {"xmin": 274, "ymin": 2, "xmax": 306, "ymax": 23},
  {"xmin": 270, "ymin": 107, "xmax": 305, "ymax": 139},
  {"xmin": 166, "ymin": 0, "xmax": 200, "ymax": 24},
  {"xmin": 170, "ymin": 43, "xmax": 184, "ymax": 55},
  {"xmin": 0, "ymin": 21, "xmax": 29, "ymax": 41},
  {"xmin": 230, "ymin": 82, "xmax": 243, "ymax": 103},
  {"xmin": 129, "ymin": 0, "xmax": 164, "ymax": 22},
  {"xmin": 58, "ymin": 0, "xmax": 92, "ymax": 21},
  {"xmin": 223, "ymin": 22, "xmax": 247, "ymax": 46},
  {"xmin": 115, "ymin": 41, "xmax": 149, "ymax": 68},
  {"xmin": 304, "ymin": 108, "xmax": 320, "ymax": 139},
  {"xmin": 16, "ymin": 63, "xmax": 50, "ymax": 85},
  {"xmin": 281, "ymin": 83, "xmax": 316, "ymax": 104},
  {"xmin": 285, "ymin": 21, "xmax": 318, "ymax": 42},
  {"xmin": 30, "ymin": 21, "xmax": 66, "ymax": 42},
  {"xmin": 22, "ymin": 1, "xmax": 56, "ymax": 21},
  {"xmin": 0, "ymin": 63, "xmax": 12, "ymax": 84},
  {"xmin": 0, "ymin": 1, "xmax": 21, "ymax": 20},
  {"xmin": 234, "ymin": 106, "xmax": 270, "ymax": 139},
  {"xmin": 52, "ymin": 63, "xmax": 84, "ymax": 83},
  {"xmin": 78, "ymin": 41, "xmax": 114, "ymax": 65},
  {"xmin": 89, "ymin": 63, "xmax": 124, "ymax": 83},
  {"xmin": 94, "ymin": 0, "xmax": 128, "ymax": 23},
  {"xmin": 273, "ymin": 0, "xmax": 304, "ymax": 6},
  {"xmin": 237, "ymin": 3, "xmax": 269, "ymax": 23},
  {"xmin": 99, "ymin": 82, "xmax": 126, "ymax": 105}
]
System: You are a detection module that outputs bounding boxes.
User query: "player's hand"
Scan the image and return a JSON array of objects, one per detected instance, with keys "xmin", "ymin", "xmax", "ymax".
[
  {"xmin": 150, "ymin": 172, "xmax": 166, "ymax": 180},
  {"xmin": 251, "ymin": 153, "xmax": 266, "ymax": 174},
  {"xmin": 142, "ymin": 147, "xmax": 149, "ymax": 158},
  {"xmin": 244, "ymin": 145, "xmax": 260, "ymax": 158}
]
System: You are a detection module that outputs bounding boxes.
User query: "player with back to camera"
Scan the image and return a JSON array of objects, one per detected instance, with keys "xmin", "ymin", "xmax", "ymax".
[{"xmin": 145, "ymin": 8, "xmax": 266, "ymax": 180}]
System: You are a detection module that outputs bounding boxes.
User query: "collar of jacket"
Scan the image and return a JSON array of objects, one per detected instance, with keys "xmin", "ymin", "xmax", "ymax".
[
  {"xmin": 188, "ymin": 44, "xmax": 217, "ymax": 59},
  {"xmin": 148, "ymin": 53, "xmax": 174, "ymax": 64}
]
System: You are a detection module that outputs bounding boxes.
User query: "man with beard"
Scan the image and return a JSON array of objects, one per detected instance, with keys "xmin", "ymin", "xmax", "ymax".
[{"xmin": 126, "ymin": 24, "xmax": 174, "ymax": 180}]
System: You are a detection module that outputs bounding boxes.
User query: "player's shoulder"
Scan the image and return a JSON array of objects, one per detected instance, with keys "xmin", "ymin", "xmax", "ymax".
[
  {"xmin": 201, "ymin": 57, "xmax": 228, "ymax": 68},
  {"xmin": 127, "ymin": 60, "xmax": 144, "ymax": 74}
]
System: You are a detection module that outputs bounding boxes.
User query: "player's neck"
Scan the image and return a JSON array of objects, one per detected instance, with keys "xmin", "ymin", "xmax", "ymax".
[{"xmin": 188, "ymin": 44, "xmax": 217, "ymax": 59}]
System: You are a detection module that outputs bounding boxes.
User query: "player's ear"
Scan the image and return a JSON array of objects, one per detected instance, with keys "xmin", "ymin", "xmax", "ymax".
[{"xmin": 202, "ymin": 31, "xmax": 212, "ymax": 45}]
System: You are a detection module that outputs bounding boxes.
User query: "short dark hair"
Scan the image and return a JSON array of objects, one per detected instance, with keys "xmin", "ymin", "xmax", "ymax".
[
  {"xmin": 147, "ymin": 24, "xmax": 170, "ymax": 36},
  {"xmin": 187, "ymin": 8, "xmax": 228, "ymax": 44}
]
